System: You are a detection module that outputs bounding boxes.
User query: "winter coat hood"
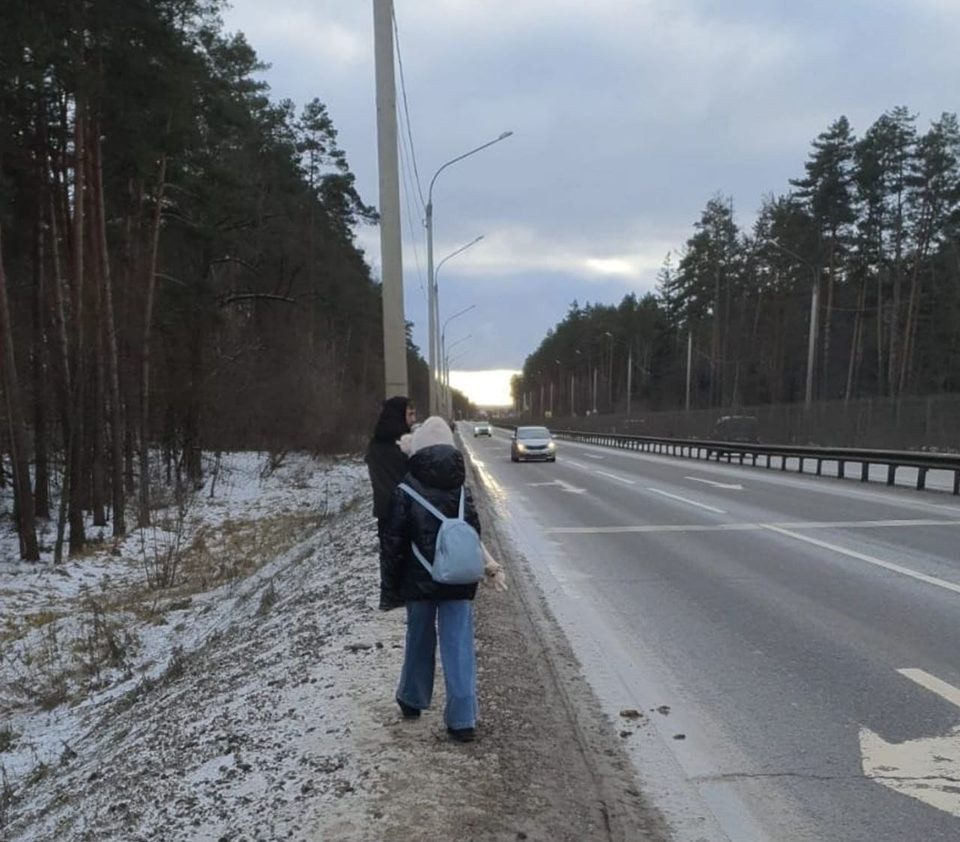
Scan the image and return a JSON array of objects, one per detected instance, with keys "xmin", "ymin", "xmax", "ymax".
[
  {"xmin": 409, "ymin": 444, "xmax": 465, "ymax": 491},
  {"xmin": 373, "ymin": 395, "xmax": 411, "ymax": 441}
]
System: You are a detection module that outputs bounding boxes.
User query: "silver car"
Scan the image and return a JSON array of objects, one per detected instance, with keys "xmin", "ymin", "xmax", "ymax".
[{"xmin": 510, "ymin": 426, "xmax": 556, "ymax": 462}]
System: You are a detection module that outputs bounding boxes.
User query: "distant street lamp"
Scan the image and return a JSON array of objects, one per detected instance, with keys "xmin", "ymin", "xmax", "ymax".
[
  {"xmin": 767, "ymin": 240, "xmax": 819, "ymax": 409},
  {"xmin": 426, "ymin": 132, "xmax": 513, "ymax": 414},
  {"xmin": 443, "ymin": 333, "xmax": 472, "ymax": 417},
  {"xmin": 441, "ymin": 305, "xmax": 476, "ymax": 416}
]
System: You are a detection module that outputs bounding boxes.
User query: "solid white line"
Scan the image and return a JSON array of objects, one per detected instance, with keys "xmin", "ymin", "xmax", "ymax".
[
  {"xmin": 584, "ymin": 453, "xmax": 604, "ymax": 460},
  {"xmin": 646, "ymin": 488, "xmax": 726, "ymax": 514},
  {"xmin": 898, "ymin": 669, "xmax": 960, "ymax": 711},
  {"xmin": 763, "ymin": 525, "xmax": 960, "ymax": 595},
  {"xmin": 546, "ymin": 518, "xmax": 960, "ymax": 534},
  {"xmin": 547, "ymin": 523, "xmax": 759, "ymax": 534},
  {"xmin": 686, "ymin": 476, "xmax": 743, "ymax": 490},
  {"xmin": 594, "ymin": 470, "xmax": 636, "ymax": 485}
]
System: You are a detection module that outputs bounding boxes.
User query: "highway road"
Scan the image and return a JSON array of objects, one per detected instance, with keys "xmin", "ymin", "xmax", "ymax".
[{"xmin": 461, "ymin": 425, "xmax": 960, "ymax": 842}]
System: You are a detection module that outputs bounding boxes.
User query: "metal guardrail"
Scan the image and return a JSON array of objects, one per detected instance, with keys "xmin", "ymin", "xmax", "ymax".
[{"xmin": 548, "ymin": 429, "xmax": 960, "ymax": 496}]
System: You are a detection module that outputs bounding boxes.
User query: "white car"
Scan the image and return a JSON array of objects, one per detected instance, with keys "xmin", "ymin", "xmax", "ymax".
[
  {"xmin": 474, "ymin": 421, "xmax": 492, "ymax": 437},
  {"xmin": 511, "ymin": 426, "xmax": 556, "ymax": 462}
]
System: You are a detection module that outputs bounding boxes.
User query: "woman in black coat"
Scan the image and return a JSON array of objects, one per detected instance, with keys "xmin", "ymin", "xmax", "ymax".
[{"xmin": 365, "ymin": 395, "xmax": 416, "ymax": 538}]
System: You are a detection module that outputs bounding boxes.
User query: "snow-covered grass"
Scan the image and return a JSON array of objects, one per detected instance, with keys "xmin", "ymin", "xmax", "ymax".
[{"xmin": 0, "ymin": 451, "xmax": 384, "ymax": 838}]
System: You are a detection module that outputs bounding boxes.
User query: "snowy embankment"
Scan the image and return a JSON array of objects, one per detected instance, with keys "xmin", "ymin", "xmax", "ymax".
[{"xmin": 0, "ymin": 453, "xmax": 417, "ymax": 841}]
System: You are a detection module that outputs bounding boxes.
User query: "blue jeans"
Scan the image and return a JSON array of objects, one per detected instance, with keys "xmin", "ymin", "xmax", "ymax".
[{"xmin": 396, "ymin": 599, "xmax": 477, "ymax": 729}]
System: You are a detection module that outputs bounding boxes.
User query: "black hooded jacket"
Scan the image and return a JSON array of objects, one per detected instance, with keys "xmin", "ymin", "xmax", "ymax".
[
  {"xmin": 365, "ymin": 396, "xmax": 411, "ymax": 519},
  {"xmin": 380, "ymin": 443, "xmax": 481, "ymax": 605}
]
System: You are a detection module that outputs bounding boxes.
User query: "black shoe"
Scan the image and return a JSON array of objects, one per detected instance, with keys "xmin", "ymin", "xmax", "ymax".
[
  {"xmin": 447, "ymin": 727, "xmax": 476, "ymax": 743},
  {"xmin": 397, "ymin": 700, "xmax": 420, "ymax": 719}
]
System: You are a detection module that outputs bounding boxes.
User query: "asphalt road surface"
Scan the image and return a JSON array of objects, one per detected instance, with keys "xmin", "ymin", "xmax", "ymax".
[{"xmin": 461, "ymin": 424, "xmax": 960, "ymax": 842}]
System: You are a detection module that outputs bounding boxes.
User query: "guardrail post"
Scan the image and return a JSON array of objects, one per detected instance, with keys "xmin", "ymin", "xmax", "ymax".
[
  {"xmin": 799, "ymin": 457, "xmax": 805, "ymax": 473},
  {"xmin": 766, "ymin": 454, "xmax": 771, "ymax": 468},
  {"xmin": 917, "ymin": 468, "xmax": 927, "ymax": 491},
  {"xmin": 781, "ymin": 456, "xmax": 788, "ymax": 471},
  {"xmin": 752, "ymin": 454, "xmax": 758, "ymax": 466},
  {"xmin": 861, "ymin": 462, "xmax": 870, "ymax": 482},
  {"xmin": 887, "ymin": 465, "xmax": 896, "ymax": 486},
  {"xmin": 954, "ymin": 471, "xmax": 959, "ymax": 496},
  {"xmin": 838, "ymin": 460, "xmax": 846, "ymax": 479}
]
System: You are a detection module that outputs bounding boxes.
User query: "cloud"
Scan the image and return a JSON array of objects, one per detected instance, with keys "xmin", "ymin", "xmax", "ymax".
[{"xmin": 222, "ymin": 0, "xmax": 960, "ymax": 371}]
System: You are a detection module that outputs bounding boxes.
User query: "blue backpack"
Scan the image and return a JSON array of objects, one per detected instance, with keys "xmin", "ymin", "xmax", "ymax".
[{"xmin": 398, "ymin": 483, "xmax": 484, "ymax": 585}]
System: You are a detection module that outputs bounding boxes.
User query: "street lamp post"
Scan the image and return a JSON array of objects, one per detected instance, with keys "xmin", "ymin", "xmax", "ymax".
[
  {"xmin": 426, "ymin": 131, "xmax": 513, "ymax": 414},
  {"xmin": 767, "ymin": 241, "xmax": 819, "ymax": 409},
  {"xmin": 604, "ymin": 331, "xmax": 614, "ymax": 410},
  {"xmin": 441, "ymin": 304, "xmax": 476, "ymax": 417},
  {"xmin": 443, "ymin": 333, "xmax": 472, "ymax": 417}
]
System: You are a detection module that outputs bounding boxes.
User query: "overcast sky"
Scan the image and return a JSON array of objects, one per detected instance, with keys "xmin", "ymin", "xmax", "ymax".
[{"xmin": 222, "ymin": 0, "xmax": 960, "ymax": 404}]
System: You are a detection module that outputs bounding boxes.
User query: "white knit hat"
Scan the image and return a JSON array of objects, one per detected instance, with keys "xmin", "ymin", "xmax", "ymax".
[{"xmin": 411, "ymin": 415, "xmax": 454, "ymax": 453}]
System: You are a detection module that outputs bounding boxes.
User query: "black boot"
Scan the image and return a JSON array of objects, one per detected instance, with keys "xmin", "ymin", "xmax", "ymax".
[
  {"xmin": 447, "ymin": 727, "xmax": 476, "ymax": 742},
  {"xmin": 397, "ymin": 699, "xmax": 421, "ymax": 719}
]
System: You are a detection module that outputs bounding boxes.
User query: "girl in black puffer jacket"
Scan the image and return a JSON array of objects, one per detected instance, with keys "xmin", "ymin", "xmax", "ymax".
[{"xmin": 379, "ymin": 416, "xmax": 481, "ymax": 742}]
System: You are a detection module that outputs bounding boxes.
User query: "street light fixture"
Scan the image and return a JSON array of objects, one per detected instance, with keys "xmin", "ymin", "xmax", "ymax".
[
  {"xmin": 766, "ymin": 240, "xmax": 819, "ymax": 409},
  {"xmin": 426, "ymin": 132, "xmax": 513, "ymax": 414},
  {"xmin": 441, "ymin": 304, "xmax": 476, "ymax": 417}
]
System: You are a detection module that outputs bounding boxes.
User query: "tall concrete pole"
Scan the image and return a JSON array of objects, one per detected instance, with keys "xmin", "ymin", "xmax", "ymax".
[
  {"xmin": 372, "ymin": 0, "xmax": 407, "ymax": 398},
  {"xmin": 685, "ymin": 329, "xmax": 693, "ymax": 411},
  {"xmin": 425, "ymin": 203, "xmax": 437, "ymax": 413},
  {"xmin": 626, "ymin": 344, "xmax": 633, "ymax": 415},
  {"xmin": 805, "ymin": 272, "xmax": 819, "ymax": 409}
]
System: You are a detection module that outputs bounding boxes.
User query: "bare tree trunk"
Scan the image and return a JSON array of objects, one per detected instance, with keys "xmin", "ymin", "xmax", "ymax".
[
  {"xmin": 86, "ymin": 135, "xmax": 106, "ymax": 527},
  {"xmin": 68, "ymin": 99, "xmax": 87, "ymax": 554},
  {"xmin": 32, "ymin": 172, "xmax": 51, "ymax": 518},
  {"xmin": 91, "ymin": 123, "xmax": 126, "ymax": 536},
  {"xmin": 138, "ymin": 156, "xmax": 167, "ymax": 528},
  {"xmin": 47, "ymin": 168, "xmax": 74, "ymax": 565},
  {"xmin": 0, "ymin": 225, "xmax": 40, "ymax": 560},
  {"xmin": 845, "ymin": 276, "xmax": 866, "ymax": 402}
]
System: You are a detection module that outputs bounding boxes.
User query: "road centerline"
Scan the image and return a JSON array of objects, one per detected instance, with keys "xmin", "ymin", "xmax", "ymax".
[
  {"xmin": 646, "ymin": 487, "xmax": 727, "ymax": 514},
  {"xmin": 594, "ymin": 470, "xmax": 636, "ymax": 485}
]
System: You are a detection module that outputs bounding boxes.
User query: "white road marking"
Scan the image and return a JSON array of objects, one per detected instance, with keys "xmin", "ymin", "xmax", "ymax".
[
  {"xmin": 584, "ymin": 453, "xmax": 604, "ymax": 460},
  {"xmin": 686, "ymin": 476, "xmax": 743, "ymax": 491},
  {"xmin": 546, "ymin": 518, "xmax": 960, "ymax": 535},
  {"xmin": 764, "ymin": 524, "xmax": 960, "ymax": 595},
  {"xmin": 563, "ymin": 459, "xmax": 590, "ymax": 470},
  {"xmin": 646, "ymin": 488, "xmax": 726, "ymax": 514},
  {"xmin": 860, "ymin": 669, "xmax": 960, "ymax": 818},
  {"xmin": 594, "ymin": 470, "xmax": 636, "ymax": 485},
  {"xmin": 525, "ymin": 479, "xmax": 586, "ymax": 494},
  {"xmin": 898, "ymin": 668, "xmax": 960, "ymax": 710},
  {"xmin": 547, "ymin": 523, "xmax": 759, "ymax": 534}
]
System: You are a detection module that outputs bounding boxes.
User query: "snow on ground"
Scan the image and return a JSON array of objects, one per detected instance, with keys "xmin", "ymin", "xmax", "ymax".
[{"xmin": 0, "ymin": 452, "xmax": 420, "ymax": 840}]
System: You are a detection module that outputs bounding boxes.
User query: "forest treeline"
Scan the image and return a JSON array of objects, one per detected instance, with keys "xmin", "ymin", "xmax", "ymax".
[
  {"xmin": 0, "ymin": 0, "xmax": 436, "ymax": 560},
  {"xmin": 516, "ymin": 108, "xmax": 960, "ymax": 419}
]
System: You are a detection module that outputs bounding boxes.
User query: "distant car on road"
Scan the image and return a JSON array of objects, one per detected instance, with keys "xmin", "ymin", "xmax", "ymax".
[
  {"xmin": 473, "ymin": 421, "xmax": 492, "ymax": 437},
  {"xmin": 511, "ymin": 426, "xmax": 556, "ymax": 462}
]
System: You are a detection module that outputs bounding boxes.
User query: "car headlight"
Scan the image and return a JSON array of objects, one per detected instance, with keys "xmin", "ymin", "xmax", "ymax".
[
  {"xmin": 517, "ymin": 443, "xmax": 526, "ymax": 451},
  {"xmin": 547, "ymin": 441, "xmax": 556, "ymax": 450}
]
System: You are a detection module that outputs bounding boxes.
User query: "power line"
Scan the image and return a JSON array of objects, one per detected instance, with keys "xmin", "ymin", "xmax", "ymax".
[{"xmin": 391, "ymin": 7, "xmax": 426, "ymax": 212}]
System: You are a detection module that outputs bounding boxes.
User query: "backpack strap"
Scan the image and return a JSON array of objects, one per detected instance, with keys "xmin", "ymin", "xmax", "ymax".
[
  {"xmin": 458, "ymin": 487, "xmax": 465, "ymax": 519},
  {"xmin": 398, "ymin": 483, "xmax": 448, "ymax": 523},
  {"xmin": 398, "ymin": 483, "xmax": 447, "ymax": 575}
]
